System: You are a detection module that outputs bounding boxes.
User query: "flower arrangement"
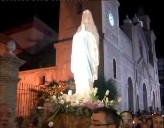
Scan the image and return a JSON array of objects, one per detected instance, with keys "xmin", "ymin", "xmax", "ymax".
[{"xmin": 33, "ymin": 78, "xmax": 121, "ymax": 128}]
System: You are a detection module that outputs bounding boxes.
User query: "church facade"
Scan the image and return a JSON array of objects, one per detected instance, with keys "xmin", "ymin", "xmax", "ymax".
[{"xmin": 102, "ymin": 0, "xmax": 161, "ymax": 111}]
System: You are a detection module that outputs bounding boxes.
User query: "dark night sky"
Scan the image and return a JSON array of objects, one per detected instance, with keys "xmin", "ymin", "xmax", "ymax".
[
  {"xmin": 0, "ymin": 0, "xmax": 163, "ymax": 57},
  {"xmin": 0, "ymin": 1, "xmax": 60, "ymax": 32},
  {"xmin": 118, "ymin": 0, "xmax": 163, "ymax": 58}
]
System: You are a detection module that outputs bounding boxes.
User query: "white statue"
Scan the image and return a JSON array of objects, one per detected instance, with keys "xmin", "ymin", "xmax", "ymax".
[
  {"xmin": 7, "ymin": 40, "xmax": 16, "ymax": 55},
  {"xmin": 71, "ymin": 9, "xmax": 99, "ymax": 98}
]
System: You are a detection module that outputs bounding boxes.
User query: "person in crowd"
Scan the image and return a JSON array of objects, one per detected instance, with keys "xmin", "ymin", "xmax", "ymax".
[
  {"xmin": 120, "ymin": 111, "xmax": 134, "ymax": 128},
  {"xmin": 141, "ymin": 117, "xmax": 149, "ymax": 128},
  {"xmin": 0, "ymin": 103, "xmax": 16, "ymax": 128},
  {"xmin": 71, "ymin": 9, "xmax": 99, "ymax": 98},
  {"xmin": 152, "ymin": 114, "xmax": 163, "ymax": 128},
  {"xmin": 146, "ymin": 117, "xmax": 153, "ymax": 128},
  {"xmin": 133, "ymin": 116, "xmax": 141, "ymax": 128},
  {"xmin": 89, "ymin": 107, "xmax": 122, "ymax": 128},
  {"xmin": 15, "ymin": 116, "xmax": 24, "ymax": 128}
]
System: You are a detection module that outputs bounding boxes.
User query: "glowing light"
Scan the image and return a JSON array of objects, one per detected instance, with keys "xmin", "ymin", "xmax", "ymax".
[{"xmin": 68, "ymin": 90, "xmax": 72, "ymax": 95}]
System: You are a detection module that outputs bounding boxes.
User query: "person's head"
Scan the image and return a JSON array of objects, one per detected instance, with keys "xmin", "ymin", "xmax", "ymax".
[
  {"xmin": 147, "ymin": 117, "xmax": 153, "ymax": 128},
  {"xmin": 152, "ymin": 115, "xmax": 163, "ymax": 128},
  {"xmin": 89, "ymin": 107, "xmax": 122, "ymax": 128},
  {"xmin": 0, "ymin": 103, "xmax": 15, "ymax": 128},
  {"xmin": 133, "ymin": 116, "xmax": 139, "ymax": 124},
  {"xmin": 120, "ymin": 111, "xmax": 133, "ymax": 128}
]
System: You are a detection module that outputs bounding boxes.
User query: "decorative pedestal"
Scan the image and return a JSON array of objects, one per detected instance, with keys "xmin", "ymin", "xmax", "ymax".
[
  {"xmin": 61, "ymin": 114, "xmax": 90, "ymax": 128},
  {"xmin": 43, "ymin": 113, "xmax": 90, "ymax": 128},
  {"xmin": 0, "ymin": 54, "xmax": 25, "ymax": 114}
]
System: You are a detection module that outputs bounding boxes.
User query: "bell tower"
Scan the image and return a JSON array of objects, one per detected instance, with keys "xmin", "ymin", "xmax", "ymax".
[{"xmin": 102, "ymin": 0, "xmax": 120, "ymax": 44}]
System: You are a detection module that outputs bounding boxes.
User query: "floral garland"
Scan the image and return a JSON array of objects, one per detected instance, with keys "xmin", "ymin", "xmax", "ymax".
[{"xmin": 34, "ymin": 79, "xmax": 121, "ymax": 127}]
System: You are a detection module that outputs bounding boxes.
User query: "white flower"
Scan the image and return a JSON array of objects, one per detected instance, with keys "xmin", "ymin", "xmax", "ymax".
[
  {"xmin": 71, "ymin": 101, "xmax": 78, "ymax": 106},
  {"xmin": 75, "ymin": 100, "xmax": 80, "ymax": 104},
  {"xmin": 68, "ymin": 90, "xmax": 72, "ymax": 95},
  {"xmin": 93, "ymin": 87, "xmax": 98, "ymax": 95},
  {"xmin": 58, "ymin": 96, "xmax": 63, "ymax": 100},
  {"xmin": 48, "ymin": 121, "xmax": 54, "ymax": 127},
  {"xmin": 97, "ymin": 100, "xmax": 104, "ymax": 107},
  {"xmin": 70, "ymin": 95, "xmax": 77, "ymax": 102},
  {"xmin": 105, "ymin": 90, "xmax": 110, "ymax": 96},
  {"xmin": 110, "ymin": 100, "xmax": 114, "ymax": 104},
  {"xmin": 58, "ymin": 99, "xmax": 65, "ymax": 104},
  {"xmin": 52, "ymin": 95, "xmax": 56, "ymax": 100},
  {"xmin": 117, "ymin": 97, "xmax": 122, "ymax": 102},
  {"xmin": 105, "ymin": 97, "xmax": 109, "ymax": 103},
  {"xmin": 37, "ymin": 106, "xmax": 44, "ymax": 109},
  {"xmin": 58, "ymin": 94, "xmax": 67, "ymax": 101}
]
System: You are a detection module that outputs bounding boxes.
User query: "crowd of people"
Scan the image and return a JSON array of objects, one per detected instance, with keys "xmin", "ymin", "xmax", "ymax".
[
  {"xmin": 120, "ymin": 110, "xmax": 164, "ymax": 128},
  {"xmin": 0, "ymin": 103, "xmax": 164, "ymax": 128}
]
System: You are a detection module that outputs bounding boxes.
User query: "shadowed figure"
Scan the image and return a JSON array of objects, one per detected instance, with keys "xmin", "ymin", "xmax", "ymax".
[
  {"xmin": 0, "ymin": 103, "xmax": 16, "ymax": 128},
  {"xmin": 71, "ymin": 9, "xmax": 99, "ymax": 98}
]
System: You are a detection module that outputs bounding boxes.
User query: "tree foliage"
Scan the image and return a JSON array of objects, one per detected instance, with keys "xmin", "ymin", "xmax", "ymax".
[{"xmin": 94, "ymin": 77, "xmax": 118, "ymax": 101}]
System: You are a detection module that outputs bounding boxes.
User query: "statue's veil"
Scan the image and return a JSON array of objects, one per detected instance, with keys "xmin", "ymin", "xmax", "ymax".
[
  {"xmin": 76, "ymin": 9, "xmax": 100, "ymax": 81},
  {"xmin": 77, "ymin": 9, "xmax": 99, "ymax": 46}
]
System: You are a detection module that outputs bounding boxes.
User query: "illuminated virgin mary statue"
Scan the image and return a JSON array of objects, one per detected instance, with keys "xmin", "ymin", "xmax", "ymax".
[{"xmin": 71, "ymin": 9, "xmax": 99, "ymax": 98}]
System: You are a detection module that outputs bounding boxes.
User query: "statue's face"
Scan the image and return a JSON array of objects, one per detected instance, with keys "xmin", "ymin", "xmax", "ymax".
[{"xmin": 82, "ymin": 10, "xmax": 91, "ymax": 24}]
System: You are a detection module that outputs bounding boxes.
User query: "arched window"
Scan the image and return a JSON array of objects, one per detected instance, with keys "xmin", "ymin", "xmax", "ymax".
[
  {"xmin": 136, "ymin": 95, "xmax": 139, "ymax": 110},
  {"xmin": 136, "ymin": 70, "xmax": 138, "ymax": 84},
  {"xmin": 143, "ymin": 84, "xmax": 148, "ymax": 110},
  {"xmin": 128, "ymin": 77, "xmax": 134, "ymax": 112},
  {"xmin": 113, "ymin": 59, "xmax": 116, "ymax": 79}
]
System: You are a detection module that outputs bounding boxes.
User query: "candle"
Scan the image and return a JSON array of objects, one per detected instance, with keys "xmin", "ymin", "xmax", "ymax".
[
  {"xmin": 132, "ymin": 120, "xmax": 135, "ymax": 128},
  {"xmin": 68, "ymin": 90, "xmax": 72, "ymax": 95}
]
